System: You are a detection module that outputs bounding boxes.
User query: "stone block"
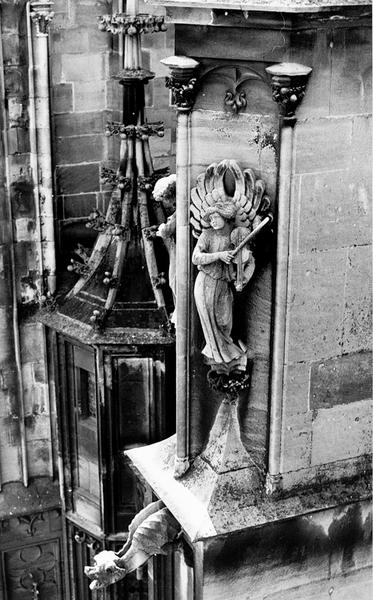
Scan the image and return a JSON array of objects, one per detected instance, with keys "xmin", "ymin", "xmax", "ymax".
[
  {"xmin": 292, "ymin": 28, "xmax": 331, "ymax": 119},
  {"xmin": 262, "ymin": 567, "xmax": 372, "ymax": 600},
  {"xmin": 149, "ymin": 128, "xmax": 171, "ymax": 159},
  {"xmin": 296, "ymin": 169, "xmax": 372, "ymax": 253},
  {"xmin": 286, "ymin": 249, "xmax": 347, "ymax": 363},
  {"xmin": 310, "ymin": 351, "xmax": 372, "ymax": 410},
  {"xmin": 56, "ymin": 163, "xmax": 100, "ymax": 194},
  {"xmin": 105, "ymin": 79, "xmax": 122, "ymax": 111},
  {"xmin": 52, "ymin": 83, "xmax": 73, "ymax": 114},
  {"xmin": 294, "ymin": 118, "xmax": 353, "ymax": 175},
  {"xmin": 190, "ymin": 111, "xmax": 278, "ymax": 195},
  {"xmin": 20, "ymin": 323, "xmax": 45, "ymax": 364},
  {"xmin": 311, "ymin": 399, "xmax": 372, "ymax": 466},
  {"xmin": 280, "ymin": 411, "xmax": 312, "ymax": 472},
  {"xmin": 63, "ymin": 193, "xmax": 97, "ymax": 219},
  {"xmin": 54, "ymin": 111, "xmax": 109, "ymax": 137},
  {"xmin": 55, "ymin": 135, "xmax": 104, "ymax": 165},
  {"xmin": 51, "ymin": 29, "xmax": 90, "ymax": 55},
  {"xmin": 27, "ymin": 439, "xmax": 52, "ymax": 478},
  {"xmin": 341, "ymin": 245, "xmax": 372, "ymax": 354},
  {"xmin": 330, "ymin": 27, "xmax": 372, "ymax": 116},
  {"xmin": 74, "ymin": 81, "xmax": 106, "ymax": 112},
  {"xmin": 2, "ymin": 31, "xmax": 21, "ymax": 65},
  {"xmin": 351, "ymin": 115, "xmax": 372, "ymax": 166},
  {"xmin": 283, "ymin": 362, "xmax": 311, "ymax": 418},
  {"xmin": 0, "ymin": 444, "xmax": 21, "ymax": 483},
  {"xmin": 61, "ymin": 53, "xmax": 107, "ymax": 82}
]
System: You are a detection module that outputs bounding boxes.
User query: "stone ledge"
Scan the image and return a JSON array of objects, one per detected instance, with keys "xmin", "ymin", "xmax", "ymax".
[
  {"xmin": 146, "ymin": 0, "xmax": 371, "ymax": 13},
  {"xmin": 125, "ymin": 435, "xmax": 371, "ymax": 541}
]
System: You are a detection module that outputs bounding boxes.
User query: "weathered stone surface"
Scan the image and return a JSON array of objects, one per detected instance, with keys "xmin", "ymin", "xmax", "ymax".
[
  {"xmin": 283, "ymin": 362, "xmax": 311, "ymax": 418},
  {"xmin": 310, "ymin": 351, "xmax": 372, "ymax": 410},
  {"xmin": 292, "ymin": 28, "xmax": 331, "ymax": 119},
  {"xmin": 294, "ymin": 117, "xmax": 353, "ymax": 174},
  {"xmin": 311, "ymin": 399, "xmax": 372, "ymax": 466},
  {"xmin": 329, "ymin": 26, "xmax": 372, "ymax": 116},
  {"xmin": 280, "ymin": 411, "xmax": 312, "ymax": 472},
  {"xmin": 190, "ymin": 111, "xmax": 278, "ymax": 198},
  {"xmin": 27, "ymin": 439, "xmax": 52, "ymax": 477},
  {"xmin": 61, "ymin": 53, "xmax": 106, "ymax": 83},
  {"xmin": 55, "ymin": 135, "xmax": 104, "ymax": 165},
  {"xmin": 296, "ymin": 169, "xmax": 371, "ymax": 253},
  {"xmin": 341, "ymin": 244, "xmax": 372, "ymax": 353},
  {"xmin": 63, "ymin": 193, "xmax": 97, "ymax": 218},
  {"xmin": 74, "ymin": 81, "xmax": 106, "ymax": 112},
  {"xmin": 286, "ymin": 249, "xmax": 347, "ymax": 363},
  {"xmin": 52, "ymin": 83, "xmax": 73, "ymax": 113},
  {"xmin": 56, "ymin": 163, "xmax": 100, "ymax": 194},
  {"xmin": 54, "ymin": 111, "xmax": 111, "ymax": 137}
]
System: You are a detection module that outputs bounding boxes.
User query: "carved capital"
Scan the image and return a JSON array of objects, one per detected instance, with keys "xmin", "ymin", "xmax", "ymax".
[
  {"xmin": 266, "ymin": 62, "xmax": 312, "ymax": 124},
  {"xmin": 165, "ymin": 76, "xmax": 198, "ymax": 111},
  {"xmin": 161, "ymin": 56, "xmax": 200, "ymax": 112},
  {"xmin": 105, "ymin": 121, "xmax": 164, "ymax": 140},
  {"xmin": 98, "ymin": 13, "xmax": 166, "ymax": 36},
  {"xmin": 30, "ymin": 1, "xmax": 54, "ymax": 36}
]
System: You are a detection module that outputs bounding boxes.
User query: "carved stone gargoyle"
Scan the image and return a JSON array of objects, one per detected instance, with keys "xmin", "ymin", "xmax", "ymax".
[
  {"xmin": 84, "ymin": 500, "xmax": 180, "ymax": 590},
  {"xmin": 190, "ymin": 159, "xmax": 273, "ymax": 391}
]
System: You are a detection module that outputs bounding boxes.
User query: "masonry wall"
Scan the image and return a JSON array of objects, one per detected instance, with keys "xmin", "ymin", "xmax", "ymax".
[
  {"xmin": 202, "ymin": 499, "xmax": 372, "ymax": 600},
  {"xmin": 174, "ymin": 8, "xmax": 372, "ymax": 482},
  {"xmin": 280, "ymin": 15, "xmax": 372, "ymax": 488}
]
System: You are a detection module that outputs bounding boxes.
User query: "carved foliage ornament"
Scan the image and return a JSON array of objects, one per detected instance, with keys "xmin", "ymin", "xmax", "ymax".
[
  {"xmin": 30, "ymin": 2, "xmax": 54, "ymax": 36},
  {"xmin": 165, "ymin": 76, "xmax": 198, "ymax": 110},
  {"xmin": 98, "ymin": 13, "xmax": 166, "ymax": 35},
  {"xmin": 191, "ymin": 160, "xmax": 273, "ymax": 382}
]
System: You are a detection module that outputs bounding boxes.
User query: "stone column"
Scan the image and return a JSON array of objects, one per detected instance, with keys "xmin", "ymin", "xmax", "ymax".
[
  {"xmin": 160, "ymin": 56, "xmax": 199, "ymax": 478},
  {"xmin": 29, "ymin": 1, "xmax": 56, "ymax": 294},
  {"xmin": 265, "ymin": 62, "xmax": 312, "ymax": 494}
]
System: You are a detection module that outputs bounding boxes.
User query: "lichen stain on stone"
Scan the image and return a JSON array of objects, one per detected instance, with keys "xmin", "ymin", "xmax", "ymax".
[
  {"xmin": 36, "ymin": 445, "xmax": 50, "ymax": 463},
  {"xmin": 27, "ymin": 220, "xmax": 37, "ymax": 233},
  {"xmin": 3, "ymin": 414, "xmax": 21, "ymax": 445},
  {"xmin": 353, "ymin": 182, "xmax": 370, "ymax": 216},
  {"xmin": 11, "ymin": 179, "xmax": 35, "ymax": 218}
]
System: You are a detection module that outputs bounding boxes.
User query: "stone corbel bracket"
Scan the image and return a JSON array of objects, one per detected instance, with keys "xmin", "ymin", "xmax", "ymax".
[
  {"xmin": 98, "ymin": 13, "xmax": 167, "ymax": 35},
  {"xmin": 266, "ymin": 62, "xmax": 312, "ymax": 125},
  {"xmin": 161, "ymin": 56, "xmax": 200, "ymax": 112},
  {"xmin": 30, "ymin": 1, "xmax": 54, "ymax": 36}
]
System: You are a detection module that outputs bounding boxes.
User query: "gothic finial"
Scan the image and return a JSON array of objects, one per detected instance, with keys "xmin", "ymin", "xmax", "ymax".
[
  {"xmin": 30, "ymin": 1, "xmax": 54, "ymax": 36},
  {"xmin": 266, "ymin": 62, "xmax": 312, "ymax": 124},
  {"xmin": 161, "ymin": 56, "xmax": 200, "ymax": 112}
]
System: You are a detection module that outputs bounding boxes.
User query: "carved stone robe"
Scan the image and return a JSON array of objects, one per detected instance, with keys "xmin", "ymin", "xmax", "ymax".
[{"xmin": 192, "ymin": 226, "xmax": 245, "ymax": 370}]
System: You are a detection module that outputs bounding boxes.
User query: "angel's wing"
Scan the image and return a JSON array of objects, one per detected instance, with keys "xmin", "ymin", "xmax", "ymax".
[
  {"xmin": 235, "ymin": 167, "xmax": 271, "ymax": 229},
  {"xmin": 190, "ymin": 163, "xmax": 218, "ymax": 238},
  {"xmin": 190, "ymin": 160, "xmax": 271, "ymax": 238}
]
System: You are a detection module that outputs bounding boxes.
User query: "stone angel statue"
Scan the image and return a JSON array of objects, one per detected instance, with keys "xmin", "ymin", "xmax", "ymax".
[{"xmin": 191, "ymin": 159, "xmax": 272, "ymax": 379}]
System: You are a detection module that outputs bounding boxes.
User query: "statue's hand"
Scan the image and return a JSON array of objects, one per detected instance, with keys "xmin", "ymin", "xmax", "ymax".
[{"xmin": 219, "ymin": 251, "xmax": 235, "ymax": 264}]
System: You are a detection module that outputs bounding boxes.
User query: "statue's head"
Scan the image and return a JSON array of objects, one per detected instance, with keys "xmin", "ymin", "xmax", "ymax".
[
  {"xmin": 153, "ymin": 174, "xmax": 176, "ymax": 213},
  {"xmin": 203, "ymin": 201, "xmax": 237, "ymax": 229}
]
